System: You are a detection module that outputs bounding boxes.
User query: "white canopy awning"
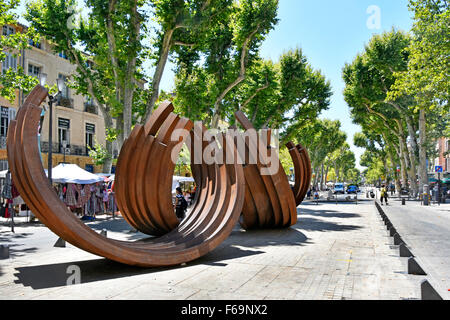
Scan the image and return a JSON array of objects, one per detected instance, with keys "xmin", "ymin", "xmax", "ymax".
[
  {"xmin": 51, "ymin": 164, "xmax": 104, "ymax": 184},
  {"xmin": 0, "ymin": 169, "xmax": 48, "ymax": 179},
  {"xmin": 173, "ymin": 176, "xmax": 195, "ymax": 183}
]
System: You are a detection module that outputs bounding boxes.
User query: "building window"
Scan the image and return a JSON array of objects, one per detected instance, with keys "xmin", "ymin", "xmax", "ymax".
[
  {"xmin": 28, "ymin": 64, "xmax": 41, "ymax": 78},
  {"xmin": 1, "ymin": 52, "xmax": 17, "ymax": 73},
  {"xmin": 0, "ymin": 107, "xmax": 9, "ymax": 137},
  {"xmin": 0, "ymin": 107, "xmax": 15, "ymax": 138},
  {"xmin": 58, "ymin": 74, "xmax": 69, "ymax": 98},
  {"xmin": 58, "ymin": 118, "xmax": 70, "ymax": 153},
  {"xmin": 2, "ymin": 25, "xmax": 15, "ymax": 36},
  {"xmin": 0, "ymin": 159, "xmax": 8, "ymax": 171},
  {"xmin": 28, "ymin": 38, "xmax": 41, "ymax": 49},
  {"xmin": 85, "ymin": 123, "xmax": 95, "ymax": 155}
]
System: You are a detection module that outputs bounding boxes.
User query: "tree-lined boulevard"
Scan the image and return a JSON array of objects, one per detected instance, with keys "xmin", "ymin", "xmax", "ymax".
[{"xmin": 0, "ymin": 0, "xmax": 449, "ymax": 303}]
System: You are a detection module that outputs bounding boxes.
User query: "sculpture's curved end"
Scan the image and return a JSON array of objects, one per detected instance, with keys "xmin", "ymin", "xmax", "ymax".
[
  {"xmin": 7, "ymin": 87, "xmax": 245, "ymax": 267},
  {"xmin": 286, "ymin": 142, "xmax": 312, "ymax": 206}
]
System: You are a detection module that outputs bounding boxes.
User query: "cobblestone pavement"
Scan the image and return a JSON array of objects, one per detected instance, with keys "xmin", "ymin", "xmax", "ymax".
[{"xmin": 0, "ymin": 200, "xmax": 423, "ymax": 300}]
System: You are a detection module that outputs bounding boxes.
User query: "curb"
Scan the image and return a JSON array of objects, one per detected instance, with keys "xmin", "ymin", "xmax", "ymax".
[{"xmin": 374, "ymin": 201, "xmax": 444, "ymax": 300}]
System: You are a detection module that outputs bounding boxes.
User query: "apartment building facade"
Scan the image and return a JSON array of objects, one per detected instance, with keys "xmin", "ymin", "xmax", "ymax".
[
  {"xmin": 433, "ymin": 137, "xmax": 450, "ymax": 178},
  {"xmin": 1, "ymin": 24, "xmax": 116, "ymax": 173}
]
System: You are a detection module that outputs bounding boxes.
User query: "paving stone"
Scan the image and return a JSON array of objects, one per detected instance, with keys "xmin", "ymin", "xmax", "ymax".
[{"xmin": 0, "ymin": 201, "xmax": 423, "ymax": 300}]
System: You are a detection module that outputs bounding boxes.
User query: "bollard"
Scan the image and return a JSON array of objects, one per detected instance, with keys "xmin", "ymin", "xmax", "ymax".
[
  {"xmin": 393, "ymin": 233, "xmax": 404, "ymax": 246},
  {"xmin": 399, "ymin": 243, "xmax": 414, "ymax": 257},
  {"xmin": 0, "ymin": 244, "xmax": 10, "ymax": 259},
  {"xmin": 420, "ymin": 280, "xmax": 443, "ymax": 300},
  {"xmin": 389, "ymin": 227, "xmax": 397, "ymax": 237},
  {"xmin": 408, "ymin": 257, "xmax": 426, "ymax": 275},
  {"xmin": 402, "ymin": 198, "xmax": 406, "ymax": 206},
  {"xmin": 54, "ymin": 237, "xmax": 66, "ymax": 248}
]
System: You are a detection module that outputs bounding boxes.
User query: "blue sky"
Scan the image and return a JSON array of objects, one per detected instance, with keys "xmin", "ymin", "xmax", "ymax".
[
  {"xmin": 159, "ymin": 0, "xmax": 414, "ymax": 170},
  {"xmin": 17, "ymin": 0, "xmax": 414, "ymax": 169}
]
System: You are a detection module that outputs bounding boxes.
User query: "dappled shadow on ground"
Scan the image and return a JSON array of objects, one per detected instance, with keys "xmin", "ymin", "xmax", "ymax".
[
  {"xmin": 0, "ymin": 232, "xmax": 33, "ymax": 243},
  {"xmin": 10, "ymin": 201, "xmax": 364, "ymax": 289},
  {"xmin": 8, "ymin": 245, "xmax": 38, "ymax": 258},
  {"xmin": 13, "ymin": 242, "xmax": 264, "ymax": 290},
  {"xmin": 0, "ymin": 232, "xmax": 38, "ymax": 258},
  {"xmin": 228, "ymin": 227, "xmax": 309, "ymax": 248},
  {"xmin": 294, "ymin": 205, "xmax": 362, "ymax": 233},
  {"xmin": 0, "ymin": 221, "xmax": 45, "ymax": 228},
  {"xmin": 14, "ymin": 258, "xmax": 171, "ymax": 290},
  {"xmin": 299, "ymin": 207, "xmax": 361, "ymax": 219},
  {"xmin": 189, "ymin": 245, "xmax": 265, "ymax": 267},
  {"xmin": 294, "ymin": 217, "xmax": 361, "ymax": 233}
]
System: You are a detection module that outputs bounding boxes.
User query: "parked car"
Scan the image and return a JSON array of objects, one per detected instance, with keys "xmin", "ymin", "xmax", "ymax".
[
  {"xmin": 347, "ymin": 185, "xmax": 359, "ymax": 194},
  {"xmin": 400, "ymin": 188, "xmax": 409, "ymax": 196},
  {"xmin": 333, "ymin": 183, "xmax": 345, "ymax": 194}
]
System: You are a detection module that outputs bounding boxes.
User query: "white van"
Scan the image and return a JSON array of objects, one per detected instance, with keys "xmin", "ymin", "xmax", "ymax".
[{"xmin": 334, "ymin": 183, "xmax": 345, "ymax": 194}]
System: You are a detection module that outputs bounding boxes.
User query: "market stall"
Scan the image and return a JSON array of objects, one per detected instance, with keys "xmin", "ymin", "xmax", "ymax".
[{"xmin": 51, "ymin": 164, "xmax": 113, "ymax": 220}]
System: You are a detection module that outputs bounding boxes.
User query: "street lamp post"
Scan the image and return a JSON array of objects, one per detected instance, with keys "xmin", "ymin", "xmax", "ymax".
[
  {"xmin": 39, "ymin": 73, "xmax": 64, "ymax": 184},
  {"xmin": 62, "ymin": 140, "xmax": 67, "ymax": 163}
]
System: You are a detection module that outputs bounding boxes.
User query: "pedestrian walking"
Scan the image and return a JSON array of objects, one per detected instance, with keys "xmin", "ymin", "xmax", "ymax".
[
  {"xmin": 380, "ymin": 185, "xmax": 388, "ymax": 205},
  {"xmin": 174, "ymin": 187, "xmax": 187, "ymax": 219}
]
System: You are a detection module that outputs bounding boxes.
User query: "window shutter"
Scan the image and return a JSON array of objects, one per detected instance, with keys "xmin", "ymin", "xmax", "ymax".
[{"xmin": 11, "ymin": 54, "xmax": 16, "ymax": 70}]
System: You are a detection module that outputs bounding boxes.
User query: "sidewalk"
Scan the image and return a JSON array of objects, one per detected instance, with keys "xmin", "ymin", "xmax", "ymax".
[
  {"xmin": 378, "ymin": 199, "xmax": 450, "ymax": 299},
  {"xmin": 1, "ymin": 201, "xmax": 422, "ymax": 300}
]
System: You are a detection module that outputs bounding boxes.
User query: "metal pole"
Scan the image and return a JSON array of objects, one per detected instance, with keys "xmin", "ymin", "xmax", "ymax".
[
  {"xmin": 48, "ymin": 97, "xmax": 53, "ymax": 183},
  {"xmin": 9, "ymin": 201, "xmax": 14, "ymax": 233},
  {"xmin": 438, "ymin": 172, "xmax": 441, "ymax": 206}
]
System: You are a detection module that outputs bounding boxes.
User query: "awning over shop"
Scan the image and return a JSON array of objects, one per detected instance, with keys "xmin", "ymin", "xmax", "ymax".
[{"xmin": 51, "ymin": 163, "xmax": 104, "ymax": 184}]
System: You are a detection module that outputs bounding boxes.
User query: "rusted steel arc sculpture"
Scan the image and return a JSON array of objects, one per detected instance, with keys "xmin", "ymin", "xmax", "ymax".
[
  {"xmin": 286, "ymin": 142, "xmax": 312, "ymax": 206},
  {"xmin": 234, "ymin": 111, "xmax": 297, "ymax": 230},
  {"xmin": 7, "ymin": 85, "xmax": 245, "ymax": 267},
  {"xmin": 114, "ymin": 102, "xmax": 194, "ymax": 236}
]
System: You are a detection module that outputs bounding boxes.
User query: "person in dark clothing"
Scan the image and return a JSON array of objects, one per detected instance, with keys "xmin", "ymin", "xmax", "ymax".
[
  {"xmin": 174, "ymin": 187, "xmax": 187, "ymax": 219},
  {"xmin": 380, "ymin": 185, "xmax": 388, "ymax": 205}
]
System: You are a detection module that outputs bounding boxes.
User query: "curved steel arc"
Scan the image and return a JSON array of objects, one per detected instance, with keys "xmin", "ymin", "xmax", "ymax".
[{"xmin": 7, "ymin": 86, "xmax": 245, "ymax": 267}]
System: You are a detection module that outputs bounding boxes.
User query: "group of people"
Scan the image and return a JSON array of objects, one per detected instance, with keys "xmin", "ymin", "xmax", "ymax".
[{"xmin": 57, "ymin": 181, "xmax": 116, "ymax": 219}]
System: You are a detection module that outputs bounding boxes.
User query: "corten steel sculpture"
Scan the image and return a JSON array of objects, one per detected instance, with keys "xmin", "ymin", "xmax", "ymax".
[
  {"xmin": 7, "ymin": 85, "xmax": 245, "ymax": 267},
  {"xmin": 286, "ymin": 142, "xmax": 312, "ymax": 206},
  {"xmin": 234, "ymin": 111, "xmax": 298, "ymax": 230}
]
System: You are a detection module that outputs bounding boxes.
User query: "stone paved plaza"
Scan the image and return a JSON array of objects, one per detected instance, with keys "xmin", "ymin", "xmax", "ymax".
[{"xmin": 0, "ymin": 200, "xmax": 424, "ymax": 300}]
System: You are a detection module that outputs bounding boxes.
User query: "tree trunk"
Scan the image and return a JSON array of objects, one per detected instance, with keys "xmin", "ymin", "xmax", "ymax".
[
  {"xmin": 210, "ymin": 27, "xmax": 260, "ymax": 128},
  {"xmin": 387, "ymin": 149, "xmax": 401, "ymax": 196},
  {"xmin": 320, "ymin": 163, "xmax": 324, "ymax": 191},
  {"xmin": 115, "ymin": 113, "xmax": 124, "ymax": 149},
  {"xmin": 144, "ymin": 28, "xmax": 175, "ymax": 123},
  {"xmin": 418, "ymin": 108, "xmax": 428, "ymax": 194},
  {"xmin": 324, "ymin": 165, "xmax": 329, "ymax": 189}
]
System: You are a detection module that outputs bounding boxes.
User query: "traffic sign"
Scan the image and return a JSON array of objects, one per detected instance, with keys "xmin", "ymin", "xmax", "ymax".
[{"xmin": 435, "ymin": 166, "xmax": 443, "ymax": 173}]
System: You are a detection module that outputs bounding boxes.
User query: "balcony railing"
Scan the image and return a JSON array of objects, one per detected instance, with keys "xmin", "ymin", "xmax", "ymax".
[
  {"xmin": 57, "ymin": 97, "xmax": 74, "ymax": 109},
  {"xmin": 84, "ymin": 102, "xmax": 98, "ymax": 115},
  {"xmin": 0, "ymin": 136, "xmax": 6, "ymax": 149}
]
